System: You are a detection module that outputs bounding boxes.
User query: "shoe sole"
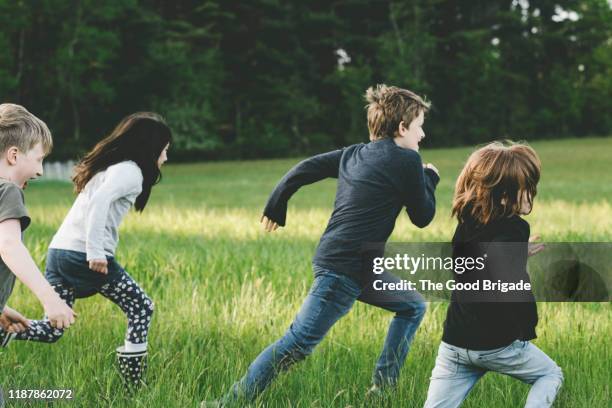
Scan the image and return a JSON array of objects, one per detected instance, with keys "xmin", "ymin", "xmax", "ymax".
[{"xmin": 1, "ymin": 332, "xmax": 16, "ymax": 348}]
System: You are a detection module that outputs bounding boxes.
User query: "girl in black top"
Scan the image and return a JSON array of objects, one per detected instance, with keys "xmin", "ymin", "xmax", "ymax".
[{"xmin": 424, "ymin": 141, "xmax": 563, "ymax": 408}]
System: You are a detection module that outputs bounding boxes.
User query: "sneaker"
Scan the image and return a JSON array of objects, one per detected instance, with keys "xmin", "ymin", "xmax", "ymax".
[
  {"xmin": 0, "ymin": 331, "xmax": 16, "ymax": 348},
  {"xmin": 200, "ymin": 392, "xmax": 245, "ymax": 408},
  {"xmin": 364, "ymin": 383, "xmax": 394, "ymax": 405}
]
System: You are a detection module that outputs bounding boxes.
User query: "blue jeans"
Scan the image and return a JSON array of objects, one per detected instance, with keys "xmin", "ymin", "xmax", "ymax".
[
  {"xmin": 225, "ymin": 266, "xmax": 427, "ymax": 402},
  {"xmin": 424, "ymin": 340, "xmax": 563, "ymax": 408}
]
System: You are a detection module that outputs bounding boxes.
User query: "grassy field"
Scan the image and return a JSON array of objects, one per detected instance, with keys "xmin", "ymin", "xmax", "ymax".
[{"xmin": 2, "ymin": 137, "xmax": 611, "ymax": 407}]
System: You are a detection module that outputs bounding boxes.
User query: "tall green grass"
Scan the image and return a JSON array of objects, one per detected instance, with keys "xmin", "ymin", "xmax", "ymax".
[{"xmin": 2, "ymin": 137, "xmax": 610, "ymax": 407}]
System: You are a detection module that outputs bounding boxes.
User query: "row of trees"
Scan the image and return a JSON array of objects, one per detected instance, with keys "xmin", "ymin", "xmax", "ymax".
[{"xmin": 1, "ymin": 0, "xmax": 611, "ymax": 160}]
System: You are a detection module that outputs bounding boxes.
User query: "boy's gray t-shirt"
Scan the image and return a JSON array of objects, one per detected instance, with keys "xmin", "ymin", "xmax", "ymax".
[{"xmin": 0, "ymin": 179, "xmax": 31, "ymax": 311}]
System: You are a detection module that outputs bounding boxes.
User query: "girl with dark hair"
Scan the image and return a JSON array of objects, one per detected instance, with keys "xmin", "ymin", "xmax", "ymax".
[{"xmin": 0, "ymin": 112, "xmax": 172, "ymax": 390}]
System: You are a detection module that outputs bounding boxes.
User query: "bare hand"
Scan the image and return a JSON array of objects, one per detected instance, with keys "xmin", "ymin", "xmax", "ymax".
[
  {"xmin": 89, "ymin": 259, "xmax": 108, "ymax": 274},
  {"xmin": 260, "ymin": 215, "xmax": 279, "ymax": 232},
  {"xmin": 423, "ymin": 163, "xmax": 440, "ymax": 176},
  {"xmin": 43, "ymin": 295, "xmax": 77, "ymax": 330},
  {"xmin": 0, "ymin": 306, "xmax": 31, "ymax": 333},
  {"xmin": 528, "ymin": 235, "xmax": 546, "ymax": 257}
]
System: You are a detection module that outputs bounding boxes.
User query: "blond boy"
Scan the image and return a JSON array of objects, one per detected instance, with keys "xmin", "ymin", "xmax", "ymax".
[{"xmin": 0, "ymin": 103, "xmax": 75, "ymax": 347}]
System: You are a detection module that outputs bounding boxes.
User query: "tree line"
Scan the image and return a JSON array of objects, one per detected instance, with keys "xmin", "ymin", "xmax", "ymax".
[{"xmin": 1, "ymin": 0, "xmax": 611, "ymax": 160}]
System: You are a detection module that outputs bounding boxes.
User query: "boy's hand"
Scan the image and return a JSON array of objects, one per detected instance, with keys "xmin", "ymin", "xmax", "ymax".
[
  {"xmin": 0, "ymin": 306, "xmax": 31, "ymax": 333},
  {"xmin": 423, "ymin": 163, "xmax": 439, "ymax": 176},
  {"xmin": 260, "ymin": 215, "xmax": 279, "ymax": 232},
  {"xmin": 528, "ymin": 235, "xmax": 546, "ymax": 257},
  {"xmin": 89, "ymin": 259, "xmax": 108, "ymax": 274},
  {"xmin": 43, "ymin": 295, "xmax": 77, "ymax": 330}
]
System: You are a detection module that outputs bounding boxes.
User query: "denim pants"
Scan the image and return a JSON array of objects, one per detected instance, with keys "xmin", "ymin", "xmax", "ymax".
[
  {"xmin": 225, "ymin": 266, "xmax": 427, "ymax": 402},
  {"xmin": 424, "ymin": 340, "xmax": 563, "ymax": 408}
]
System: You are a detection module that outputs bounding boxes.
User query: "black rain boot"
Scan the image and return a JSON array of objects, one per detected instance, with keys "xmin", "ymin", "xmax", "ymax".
[{"xmin": 116, "ymin": 346, "xmax": 148, "ymax": 392}]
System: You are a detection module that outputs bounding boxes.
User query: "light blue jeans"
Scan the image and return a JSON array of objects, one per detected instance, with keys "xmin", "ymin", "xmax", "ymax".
[
  {"xmin": 424, "ymin": 340, "xmax": 563, "ymax": 408},
  {"xmin": 223, "ymin": 267, "xmax": 427, "ymax": 403}
]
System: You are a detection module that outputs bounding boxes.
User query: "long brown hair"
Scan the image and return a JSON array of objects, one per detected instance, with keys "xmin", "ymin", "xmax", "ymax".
[
  {"xmin": 452, "ymin": 140, "xmax": 541, "ymax": 224},
  {"xmin": 73, "ymin": 112, "xmax": 172, "ymax": 212}
]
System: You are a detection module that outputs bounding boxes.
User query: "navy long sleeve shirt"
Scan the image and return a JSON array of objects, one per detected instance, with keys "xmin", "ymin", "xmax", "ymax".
[{"xmin": 263, "ymin": 137, "xmax": 439, "ymax": 283}]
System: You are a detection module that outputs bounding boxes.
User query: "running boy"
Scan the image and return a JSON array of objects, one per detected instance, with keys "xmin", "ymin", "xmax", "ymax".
[
  {"xmin": 204, "ymin": 84, "xmax": 440, "ymax": 406},
  {"xmin": 423, "ymin": 141, "xmax": 563, "ymax": 408},
  {"xmin": 0, "ymin": 103, "xmax": 76, "ymax": 344}
]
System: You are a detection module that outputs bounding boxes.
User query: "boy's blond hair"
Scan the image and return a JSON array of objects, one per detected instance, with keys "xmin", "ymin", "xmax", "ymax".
[
  {"xmin": 0, "ymin": 103, "xmax": 53, "ymax": 155},
  {"xmin": 364, "ymin": 84, "xmax": 431, "ymax": 141}
]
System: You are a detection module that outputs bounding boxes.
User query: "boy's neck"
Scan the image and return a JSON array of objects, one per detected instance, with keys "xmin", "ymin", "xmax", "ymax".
[{"xmin": 0, "ymin": 164, "xmax": 18, "ymax": 184}]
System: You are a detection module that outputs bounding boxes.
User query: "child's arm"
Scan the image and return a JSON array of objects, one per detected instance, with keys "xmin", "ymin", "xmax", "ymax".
[
  {"xmin": 85, "ymin": 163, "xmax": 142, "ymax": 273},
  {"xmin": 0, "ymin": 219, "xmax": 76, "ymax": 329},
  {"xmin": 528, "ymin": 234, "xmax": 545, "ymax": 257},
  {"xmin": 402, "ymin": 153, "xmax": 439, "ymax": 228},
  {"xmin": 262, "ymin": 149, "xmax": 344, "ymax": 228},
  {"xmin": 0, "ymin": 305, "xmax": 30, "ymax": 333}
]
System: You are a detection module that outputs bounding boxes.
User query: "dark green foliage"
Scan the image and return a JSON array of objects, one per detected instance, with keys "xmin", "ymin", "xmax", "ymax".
[{"xmin": 1, "ymin": 0, "xmax": 610, "ymax": 160}]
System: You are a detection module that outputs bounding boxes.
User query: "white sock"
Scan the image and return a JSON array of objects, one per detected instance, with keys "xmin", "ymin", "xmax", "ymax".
[{"xmin": 124, "ymin": 340, "xmax": 147, "ymax": 352}]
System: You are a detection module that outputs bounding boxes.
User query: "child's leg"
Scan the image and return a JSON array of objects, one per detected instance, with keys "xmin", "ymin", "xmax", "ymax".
[
  {"xmin": 98, "ymin": 273, "xmax": 154, "ymax": 350},
  {"xmin": 223, "ymin": 270, "xmax": 361, "ymax": 403},
  {"xmin": 11, "ymin": 283, "xmax": 75, "ymax": 343},
  {"xmin": 359, "ymin": 271, "xmax": 427, "ymax": 387},
  {"xmin": 424, "ymin": 342, "xmax": 486, "ymax": 408},
  {"xmin": 476, "ymin": 340, "xmax": 563, "ymax": 408}
]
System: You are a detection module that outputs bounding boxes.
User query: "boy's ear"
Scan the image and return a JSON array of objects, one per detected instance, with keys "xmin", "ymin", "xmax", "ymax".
[
  {"xmin": 5, "ymin": 146, "xmax": 19, "ymax": 165},
  {"xmin": 398, "ymin": 121, "xmax": 408, "ymax": 137}
]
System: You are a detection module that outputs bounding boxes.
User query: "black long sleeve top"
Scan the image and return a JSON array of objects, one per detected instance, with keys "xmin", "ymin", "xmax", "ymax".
[{"xmin": 263, "ymin": 137, "xmax": 439, "ymax": 284}]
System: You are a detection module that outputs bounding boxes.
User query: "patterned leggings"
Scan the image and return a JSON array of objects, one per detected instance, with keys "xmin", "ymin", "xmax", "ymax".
[{"xmin": 11, "ymin": 274, "xmax": 154, "ymax": 345}]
